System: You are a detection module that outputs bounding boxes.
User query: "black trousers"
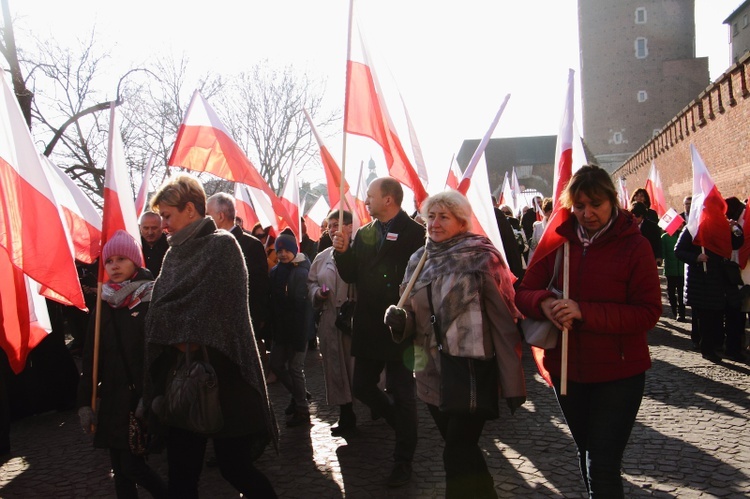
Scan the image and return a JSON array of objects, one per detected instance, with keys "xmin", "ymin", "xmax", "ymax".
[
  {"xmin": 166, "ymin": 427, "xmax": 276, "ymax": 498},
  {"xmin": 108, "ymin": 448, "xmax": 167, "ymax": 499}
]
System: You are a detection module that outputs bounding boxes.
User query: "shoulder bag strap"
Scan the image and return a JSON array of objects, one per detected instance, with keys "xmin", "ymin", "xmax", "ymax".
[{"xmin": 425, "ymin": 283, "xmax": 445, "ymax": 352}]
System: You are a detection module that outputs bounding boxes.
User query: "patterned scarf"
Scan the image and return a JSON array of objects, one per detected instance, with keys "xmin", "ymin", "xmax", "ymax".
[
  {"xmin": 575, "ymin": 209, "xmax": 617, "ymax": 249},
  {"xmin": 403, "ymin": 232, "xmax": 521, "ymax": 341},
  {"xmin": 102, "ymin": 274, "xmax": 154, "ymax": 309}
]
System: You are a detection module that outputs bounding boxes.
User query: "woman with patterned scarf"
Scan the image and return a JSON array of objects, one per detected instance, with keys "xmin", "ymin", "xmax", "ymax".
[
  {"xmin": 385, "ymin": 190, "xmax": 526, "ymax": 499},
  {"xmin": 77, "ymin": 230, "xmax": 167, "ymax": 498}
]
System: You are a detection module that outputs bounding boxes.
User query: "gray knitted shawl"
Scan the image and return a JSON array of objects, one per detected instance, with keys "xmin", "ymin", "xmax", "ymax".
[{"xmin": 144, "ymin": 217, "xmax": 278, "ymax": 447}]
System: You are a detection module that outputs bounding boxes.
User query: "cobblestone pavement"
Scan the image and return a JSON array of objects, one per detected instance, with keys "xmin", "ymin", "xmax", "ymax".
[{"xmin": 1, "ymin": 295, "xmax": 749, "ymax": 497}]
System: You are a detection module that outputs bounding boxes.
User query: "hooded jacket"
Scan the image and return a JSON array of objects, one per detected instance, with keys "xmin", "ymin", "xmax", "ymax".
[{"xmin": 515, "ymin": 209, "xmax": 662, "ymax": 383}]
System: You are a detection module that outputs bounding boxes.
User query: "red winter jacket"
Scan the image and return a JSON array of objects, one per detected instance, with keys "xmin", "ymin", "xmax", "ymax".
[{"xmin": 515, "ymin": 210, "xmax": 662, "ymax": 383}]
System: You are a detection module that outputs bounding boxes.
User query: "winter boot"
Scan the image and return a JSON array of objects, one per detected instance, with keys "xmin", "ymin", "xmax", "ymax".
[
  {"xmin": 286, "ymin": 407, "xmax": 311, "ymax": 427},
  {"xmin": 331, "ymin": 403, "xmax": 357, "ymax": 436}
]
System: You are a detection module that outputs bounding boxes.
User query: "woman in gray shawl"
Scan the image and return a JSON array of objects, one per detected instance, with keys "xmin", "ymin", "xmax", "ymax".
[
  {"xmin": 385, "ymin": 190, "xmax": 526, "ymax": 499},
  {"xmin": 144, "ymin": 174, "xmax": 277, "ymax": 498}
]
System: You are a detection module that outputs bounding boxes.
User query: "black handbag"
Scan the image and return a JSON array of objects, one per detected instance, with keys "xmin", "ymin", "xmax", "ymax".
[
  {"xmin": 427, "ymin": 284, "xmax": 499, "ymax": 420},
  {"xmin": 722, "ymin": 259, "xmax": 744, "ymax": 286},
  {"xmin": 335, "ymin": 286, "xmax": 356, "ymax": 335},
  {"xmin": 160, "ymin": 345, "xmax": 224, "ymax": 434}
]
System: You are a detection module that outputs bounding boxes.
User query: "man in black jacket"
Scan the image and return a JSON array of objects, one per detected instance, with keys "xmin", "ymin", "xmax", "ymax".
[
  {"xmin": 139, "ymin": 211, "xmax": 168, "ymax": 278},
  {"xmin": 207, "ymin": 193, "xmax": 270, "ymax": 333},
  {"xmin": 332, "ymin": 177, "xmax": 425, "ymax": 488},
  {"xmin": 631, "ymin": 202, "xmax": 663, "ymax": 265}
]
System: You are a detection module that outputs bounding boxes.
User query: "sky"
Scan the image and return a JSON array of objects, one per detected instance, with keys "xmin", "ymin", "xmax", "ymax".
[{"xmin": 6, "ymin": 0, "xmax": 744, "ymax": 196}]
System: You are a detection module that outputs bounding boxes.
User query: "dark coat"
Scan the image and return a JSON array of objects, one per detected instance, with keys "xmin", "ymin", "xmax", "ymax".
[
  {"xmin": 334, "ymin": 210, "xmax": 425, "ymax": 361},
  {"xmin": 494, "ymin": 207, "xmax": 525, "ymax": 280},
  {"xmin": 270, "ymin": 255, "xmax": 315, "ymax": 351},
  {"xmin": 639, "ymin": 218, "xmax": 663, "ymax": 260},
  {"xmin": 141, "ymin": 234, "xmax": 168, "ymax": 278},
  {"xmin": 230, "ymin": 225, "xmax": 270, "ymax": 330},
  {"xmin": 77, "ymin": 269, "xmax": 152, "ymax": 450},
  {"xmin": 515, "ymin": 210, "xmax": 662, "ymax": 383},
  {"xmin": 674, "ymin": 228, "xmax": 743, "ymax": 310}
]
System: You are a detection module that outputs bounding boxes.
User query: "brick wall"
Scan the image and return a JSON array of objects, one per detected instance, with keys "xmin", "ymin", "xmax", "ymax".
[{"xmin": 612, "ymin": 51, "xmax": 750, "ymax": 211}]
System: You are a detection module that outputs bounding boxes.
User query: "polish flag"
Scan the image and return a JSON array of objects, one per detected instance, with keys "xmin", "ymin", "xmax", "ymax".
[
  {"xmin": 457, "ymin": 95, "xmax": 511, "ymax": 196},
  {"xmin": 510, "ymin": 166, "xmax": 522, "ymax": 216},
  {"xmin": 686, "ymin": 144, "xmax": 731, "ymax": 259},
  {"xmin": 168, "ymin": 89, "xmax": 294, "ymax": 231},
  {"xmin": 0, "ymin": 255, "xmax": 52, "ymax": 373},
  {"xmin": 42, "ymin": 156, "xmax": 102, "ymax": 264},
  {"xmin": 305, "ymin": 195, "xmax": 330, "ymax": 242},
  {"xmin": 279, "ymin": 167, "xmax": 301, "ymax": 242},
  {"xmin": 354, "ymin": 160, "xmax": 372, "ymax": 227},
  {"xmin": 739, "ymin": 197, "xmax": 750, "ymax": 269},
  {"xmin": 134, "ymin": 155, "xmax": 154, "ymax": 218},
  {"xmin": 345, "ymin": 22, "xmax": 428, "ymax": 207},
  {"xmin": 234, "ymin": 183, "xmax": 260, "ymax": 230},
  {"xmin": 498, "ymin": 172, "xmax": 511, "ymax": 208},
  {"xmin": 247, "ymin": 186, "xmax": 279, "ymax": 234},
  {"xmin": 0, "ymin": 67, "xmax": 85, "ymax": 310},
  {"xmin": 101, "ymin": 105, "xmax": 141, "ymax": 277},
  {"xmin": 645, "ymin": 161, "xmax": 667, "ymax": 217},
  {"xmin": 658, "ymin": 208, "xmax": 685, "ymax": 236},
  {"xmin": 400, "ymin": 92, "xmax": 428, "ymax": 188},
  {"xmin": 617, "ymin": 177, "xmax": 629, "ymax": 209},
  {"xmin": 528, "ymin": 69, "xmax": 578, "ymax": 269}
]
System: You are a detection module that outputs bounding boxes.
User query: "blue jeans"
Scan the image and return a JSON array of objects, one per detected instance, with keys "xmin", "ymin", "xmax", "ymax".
[
  {"xmin": 352, "ymin": 356, "xmax": 417, "ymax": 464},
  {"xmin": 553, "ymin": 373, "xmax": 645, "ymax": 498}
]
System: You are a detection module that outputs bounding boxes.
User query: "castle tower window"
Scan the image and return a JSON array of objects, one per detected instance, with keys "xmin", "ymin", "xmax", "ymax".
[
  {"xmin": 635, "ymin": 38, "xmax": 648, "ymax": 59},
  {"xmin": 637, "ymin": 90, "xmax": 648, "ymax": 102},
  {"xmin": 635, "ymin": 8, "xmax": 647, "ymax": 24}
]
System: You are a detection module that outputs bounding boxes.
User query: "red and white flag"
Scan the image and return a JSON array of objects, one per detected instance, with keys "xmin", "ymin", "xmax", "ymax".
[
  {"xmin": 498, "ymin": 172, "xmax": 511, "ymax": 208},
  {"xmin": 400, "ymin": 92, "xmax": 428, "ymax": 188},
  {"xmin": 279, "ymin": 167, "xmax": 301, "ymax": 242},
  {"xmin": 101, "ymin": 105, "xmax": 141, "ymax": 280},
  {"xmin": 42, "ymin": 156, "xmax": 102, "ymax": 264},
  {"xmin": 168, "ymin": 89, "xmax": 295, "ymax": 231},
  {"xmin": 617, "ymin": 176, "xmax": 629, "ymax": 209},
  {"xmin": 354, "ymin": 160, "xmax": 372, "ymax": 227},
  {"xmin": 528, "ymin": 69, "xmax": 578, "ymax": 269},
  {"xmin": 645, "ymin": 161, "xmax": 667, "ymax": 218},
  {"xmin": 135, "ymin": 155, "xmax": 154, "ymax": 218},
  {"xmin": 510, "ymin": 166, "xmax": 522, "ymax": 216},
  {"xmin": 457, "ymin": 95, "xmax": 511, "ymax": 196},
  {"xmin": 445, "ymin": 156, "xmax": 461, "ymax": 191},
  {"xmin": 686, "ymin": 144, "xmax": 731, "ymax": 258},
  {"xmin": 305, "ymin": 195, "xmax": 330, "ymax": 242},
  {"xmin": 0, "ymin": 67, "xmax": 85, "ymax": 310},
  {"xmin": 345, "ymin": 21, "xmax": 428, "ymax": 207},
  {"xmin": 739, "ymin": 197, "xmax": 750, "ymax": 269},
  {"xmin": 234, "ymin": 183, "xmax": 260, "ymax": 230},
  {"xmin": 658, "ymin": 208, "xmax": 685, "ymax": 237},
  {"xmin": 246, "ymin": 185, "xmax": 279, "ymax": 234}
]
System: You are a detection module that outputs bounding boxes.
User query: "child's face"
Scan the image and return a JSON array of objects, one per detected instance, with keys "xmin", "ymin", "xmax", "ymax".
[
  {"xmin": 277, "ymin": 248, "xmax": 295, "ymax": 264},
  {"xmin": 105, "ymin": 256, "xmax": 137, "ymax": 283}
]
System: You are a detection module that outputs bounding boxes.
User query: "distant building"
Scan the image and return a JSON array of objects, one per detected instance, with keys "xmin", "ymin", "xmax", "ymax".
[
  {"xmin": 724, "ymin": 0, "xmax": 750, "ymax": 64},
  {"xmin": 578, "ymin": 0, "xmax": 709, "ymax": 172},
  {"xmin": 456, "ymin": 136, "xmax": 557, "ymax": 196}
]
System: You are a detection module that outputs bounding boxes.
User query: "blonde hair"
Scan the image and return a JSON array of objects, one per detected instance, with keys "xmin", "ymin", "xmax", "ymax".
[
  {"xmin": 150, "ymin": 174, "xmax": 206, "ymax": 216},
  {"xmin": 420, "ymin": 190, "xmax": 473, "ymax": 231}
]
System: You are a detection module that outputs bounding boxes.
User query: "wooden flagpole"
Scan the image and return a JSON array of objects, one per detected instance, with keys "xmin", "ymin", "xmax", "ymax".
[
  {"xmin": 340, "ymin": 0, "xmax": 355, "ymax": 231},
  {"xmin": 560, "ymin": 241, "xmax": 570, "ymax": 395},
  {"xmin": 396, "ymin": 248, "xmax": 427, "ymax": 308}
]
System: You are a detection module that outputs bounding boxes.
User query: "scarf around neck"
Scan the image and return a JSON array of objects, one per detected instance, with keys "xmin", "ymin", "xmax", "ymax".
[{"xmin": 102, "ymin": 272, "xmax": 154, "ymax": 309}]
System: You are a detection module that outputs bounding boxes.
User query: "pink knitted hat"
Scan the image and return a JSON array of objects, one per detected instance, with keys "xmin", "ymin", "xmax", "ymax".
[{"xmin": 102, "ymin": 230, "xmax": 144, "ymax": 268}]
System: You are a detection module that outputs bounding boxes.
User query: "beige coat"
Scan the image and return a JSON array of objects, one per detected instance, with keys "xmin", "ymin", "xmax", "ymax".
[
  {"xmin": 399, "ymin": 274, "xmax": 526, "ymax": 408},
  {"xmin": 308, "ymin": 247, "xmax": 356, "ymax": 405}
]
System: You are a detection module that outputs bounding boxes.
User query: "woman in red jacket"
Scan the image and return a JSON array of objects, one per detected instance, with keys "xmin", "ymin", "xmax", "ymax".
[{"xmin": 515, "ymin": 165, "xmax": 661, "ymax": 498}]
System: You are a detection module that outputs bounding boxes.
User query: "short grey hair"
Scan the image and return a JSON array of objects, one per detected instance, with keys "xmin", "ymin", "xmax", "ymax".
[
  {"xmin": 207, "ymin": 192, "xmax": 236, "ymax": 220},
  {"xmin": 420, "ymin": 190, "xmax": 473, "ymax": 231}
]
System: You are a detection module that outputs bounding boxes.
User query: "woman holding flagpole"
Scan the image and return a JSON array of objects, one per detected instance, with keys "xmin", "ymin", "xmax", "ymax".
[{"xmin": 516, "ymin": 165, "xmax": 661, "ymax": 498}]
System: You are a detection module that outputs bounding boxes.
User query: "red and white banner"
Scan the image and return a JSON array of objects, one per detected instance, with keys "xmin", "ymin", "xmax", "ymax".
[
  {"xmin": 686, "ymin": 144, "xmax": 731, "ymax": 258},
  {"xmin": 168, "ymin": 90, "xmax": 295, "ymax": 231},
  {"xmin": 645, "ymin": 161, "xmax": 667, "ymax": 218},
  {"xmin": 345, "ymin": 21, "xmax": 428, "ymax": 207},
  {"xmin": 0, "ymin": 67, "xmax": 85, "ymax": 310},
  {"xmin": 658, "ymin": 208, "xmax": 685, "ymax": 236},
  {"xmin": 279, "ymin": 167, "xmax": 301, "ymax": 242},
  {"xmin": 42, "ymin": 156, "xmax": 102, "ymax": 264},
  {"xmin": 234, "ymin": 183, "xmax": 260, "ymax": 231}
]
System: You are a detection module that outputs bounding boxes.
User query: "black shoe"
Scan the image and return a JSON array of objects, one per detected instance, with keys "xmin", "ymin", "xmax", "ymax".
[
  {"xmin": 285, "ymin": 398, "xmax": 296, "ymax": 416},
  {"xmin": 702, "ymin": 352, "xmax": 722, "ymax": 363},
  {"xmin": 286, "ymin": 410, "xmax": 311, "ymax": 428},
  {"xmin": 678, "ymin": 316, "xmax": 687, "ymax": 322},
  {"xmin": 331, "ymin": 415, "xmax": 357, "ymax": 436},
  {"xmin": 727, "ymin": 352, "xmax": 747, "ymax": 363},
  {"xmin": 387, "ymin": 462, "xmax": 412, "ymax": 488}
]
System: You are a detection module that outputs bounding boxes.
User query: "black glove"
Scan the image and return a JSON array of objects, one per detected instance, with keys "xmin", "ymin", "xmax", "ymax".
[
  {"xmin": 384, "ymin": 305, "xmax": 407, "ymax": 332},
  {"xmin": 506, "ymin": 396, "xmax": 526, "ymax": 415}
]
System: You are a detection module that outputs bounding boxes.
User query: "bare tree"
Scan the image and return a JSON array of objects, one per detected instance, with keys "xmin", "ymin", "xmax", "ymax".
[
  {"xmin": 0, "ymin": 0, "xmax": 33, "ymax": 127},
  {"xmin": 218, "ymin": 60, "xmax": 338, "ymax": 195}
]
